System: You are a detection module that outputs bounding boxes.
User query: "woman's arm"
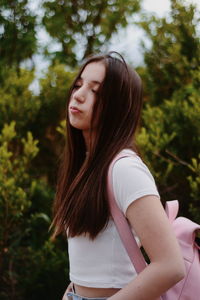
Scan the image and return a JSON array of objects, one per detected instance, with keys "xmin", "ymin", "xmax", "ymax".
[{"xmin": 108, "ymin": 195, "xmax": 185, "ymax": 300}]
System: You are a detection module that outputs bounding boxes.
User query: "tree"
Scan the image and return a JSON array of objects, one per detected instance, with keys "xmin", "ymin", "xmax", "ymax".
[
  {"xmin": 0, "ymin": 0, "xmax": 37, "ymax": 73},
  {"xmin": 139, "ymin": 0, "xmax": 200, "ymax": 104},
  {"xmin": 42, "ymin": 0, "xmax": 140, "ymax": 66},
  {"xmin": 0, "ymin": 68, "xmax": 38, "ymax": 132},
  {"xmin": 0, "ymin": 122, "xmax": 68, "ymax": 300},
  {"xmin": 32, "ymin": 63, "xmax": 75, "ymax": 185},
  {"xmin": 136, "ymin": 0, "xmax": 200, "ymax": 222},
  {"xmin": 0, "ymin": 64, "xmax": 74, "ymax": 298}
]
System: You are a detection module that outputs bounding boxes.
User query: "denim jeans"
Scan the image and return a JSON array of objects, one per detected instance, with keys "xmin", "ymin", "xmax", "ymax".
[{"xmin": 66, "ymin": 292, "xmax": 107, "ymax": 300}]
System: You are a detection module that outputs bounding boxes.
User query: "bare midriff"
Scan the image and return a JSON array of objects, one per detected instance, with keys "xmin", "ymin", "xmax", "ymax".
[{"xmin": 74, "ymin": 283, "xmax": 120, "ymax": 298}]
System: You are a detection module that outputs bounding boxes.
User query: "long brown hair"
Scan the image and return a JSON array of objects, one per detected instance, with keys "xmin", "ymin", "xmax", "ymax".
[{"xmin": 51, "ymin": 52, "xmax": 143, "ymax": 239}]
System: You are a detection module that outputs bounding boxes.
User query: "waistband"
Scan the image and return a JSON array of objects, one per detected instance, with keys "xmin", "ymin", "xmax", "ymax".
[
  {"xmin": 66, "ymin": 284, "xmax": 107, "ymax": 300},
  {"xmin": 66, "ymin": 291, "xmax": 107, "ymax": 300}
]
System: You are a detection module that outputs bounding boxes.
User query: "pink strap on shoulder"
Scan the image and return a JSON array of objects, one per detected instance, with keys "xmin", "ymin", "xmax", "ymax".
[
  {"xmin": 165, "ymin": 200, "xmax": 179, "ymax": 222},
  {"xmin": 107, "ymin": 152, "xmax": 146, "ymax": 273},
  {"xmin": 107, "ymin": 152, "xmax": 163, "ymax": 300}
]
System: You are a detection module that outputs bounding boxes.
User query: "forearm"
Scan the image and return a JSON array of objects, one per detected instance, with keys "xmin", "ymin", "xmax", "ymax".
[{"xmin": 108, "ymin": 261, "xmax": 184, "ymax": 300}]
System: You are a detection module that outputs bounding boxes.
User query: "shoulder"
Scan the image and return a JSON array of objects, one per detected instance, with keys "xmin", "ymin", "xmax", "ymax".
[
  {"xmin": 112, "ymin": 149, "xmax": 160, "ymax": 215},
  {"xmin": 113, "ymin": 149, "xmax": 155, "ymax": 182}
]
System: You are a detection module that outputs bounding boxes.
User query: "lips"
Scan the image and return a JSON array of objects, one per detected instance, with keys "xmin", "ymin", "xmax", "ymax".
[{"xmin": 69, "ymin": 106, "xmax": 82, "ymax": 113}]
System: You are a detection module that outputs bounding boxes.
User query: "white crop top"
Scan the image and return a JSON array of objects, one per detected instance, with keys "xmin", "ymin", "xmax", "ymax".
[{"xmin": 68, "ymin": 149, "xmax": 160, "ymax": 288}]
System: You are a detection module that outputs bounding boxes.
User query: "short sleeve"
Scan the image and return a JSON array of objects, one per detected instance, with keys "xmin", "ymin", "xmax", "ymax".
[{"xmin": 112, "ymin": 153, "xmax": 160, "ymax": 216}]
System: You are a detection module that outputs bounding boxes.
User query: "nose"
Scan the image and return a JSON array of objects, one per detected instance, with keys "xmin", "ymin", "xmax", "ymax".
[{"xmin": 73, "ymin": 86, "xmax": 86, "ymax": 103}]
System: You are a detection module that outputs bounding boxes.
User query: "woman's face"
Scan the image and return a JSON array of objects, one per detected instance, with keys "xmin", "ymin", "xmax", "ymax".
[{"xmin": 68, "ymin": 62, "xmax": 105, "ymax": 134}]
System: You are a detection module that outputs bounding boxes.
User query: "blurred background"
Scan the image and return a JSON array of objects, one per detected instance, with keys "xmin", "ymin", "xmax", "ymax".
[{"xmin": 0, "ymin": 0, "xmax": 199, "ymax": 299}]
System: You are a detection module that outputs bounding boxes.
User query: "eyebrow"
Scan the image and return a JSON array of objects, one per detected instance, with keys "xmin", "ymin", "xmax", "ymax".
[{"xmin": 78, "ymin": 76, "xmax": 101, "ymax": 85}]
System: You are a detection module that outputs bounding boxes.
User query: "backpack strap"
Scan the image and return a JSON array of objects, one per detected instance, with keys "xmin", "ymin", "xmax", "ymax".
[
  {"xmin": 165, "ymin": 200, "xmax": 179, "ymax": 222},
  {"xmin": 107, "ymin": 152, "xmax": 147, "ymax": 273},
  {"xmin": 107, "ymin": 152, "xmax": 162, "ymax": 300}
]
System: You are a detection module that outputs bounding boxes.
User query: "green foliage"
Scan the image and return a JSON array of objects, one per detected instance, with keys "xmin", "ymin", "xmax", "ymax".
[
  {"xmin": 0, "ymin": 121, "xmax": 37, "ymax": 298},
  {"xmin": 0, "ymin": 122, "xmax": 38, "ymax": 223},
  {"xmin": 0, "ymin": 122, "xmax": 68, "ymax": 300},
  {"xmin": 38, "ymin": 63, "xmax": 75, "ymax": 125},
  {"xmin": 0, "ymin": 0, "xmax": 37, "ymax": 72},
  {"xmin": 139, "ymin": 0, "xmax": 200, "ymax": 104},
  {"xmin": 56, "ymin": 119, "xmax": 66, "ymax": 137},
  {"xmin": 137, "ymin": 0, "xmax": 200, "ymax": 221},
  {"xmin": 32, "ymin": 63, "xmax": 75, "ymax": 185},
  {"xmin": 0, "ymin": 64, "xmax": 72, "ymax": 298},
  {"xmin": 21, "ymin": 239, "xmax": 68, "ymax": 300},
  {"xmin": 42, "ymin": 0, "xmax": 141, "ymax": 66},
  {"xmin": 187, "ymin": 154, "xmax": 200, "ymax": 222},
  {"xmin": 0, "ymin": 68, "xmax": 40, "ymax": 134},
  {"xmin": 0, "ymin": 63, "xmax": 74, "ymax": 185}
]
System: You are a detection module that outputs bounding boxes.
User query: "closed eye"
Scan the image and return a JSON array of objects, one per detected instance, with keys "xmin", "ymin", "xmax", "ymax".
[
  {"xmin": 92, "ymin": 89, "xmax": 98, "ymax": 94},
  {"xmin": 74, "ymin": 84, "xmax": 81, "ymax": 89}
]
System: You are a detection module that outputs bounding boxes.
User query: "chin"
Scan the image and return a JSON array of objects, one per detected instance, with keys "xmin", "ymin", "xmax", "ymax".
[{"xmin": 69, "ymin": 122, "xmax": 85, "ymax": 131}]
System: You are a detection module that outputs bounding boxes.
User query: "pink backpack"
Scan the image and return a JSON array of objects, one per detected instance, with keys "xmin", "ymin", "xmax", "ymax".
[{"xmin": 107, "ymin": 153, "xmax": 200, "ymax": 300}]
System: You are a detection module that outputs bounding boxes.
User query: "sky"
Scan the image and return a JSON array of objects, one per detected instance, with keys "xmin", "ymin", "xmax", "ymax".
[
  {"xmin": 107, "ymin": 0, "xmax": 171, "ymax": 66},
  {"xmin": 29, "ymin": 0, "xmax": 200, "ymax": 92}
]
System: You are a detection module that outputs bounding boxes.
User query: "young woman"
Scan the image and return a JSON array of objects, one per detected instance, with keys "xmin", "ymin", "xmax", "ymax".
[{"xmin": 51, "ymin": 52, "xmax": 185, "ymax": 300}]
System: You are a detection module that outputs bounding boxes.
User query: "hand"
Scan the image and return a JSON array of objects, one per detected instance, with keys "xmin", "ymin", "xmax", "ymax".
[{"xmin": 62, "ymin": 282, "xmax": 73, "ymax": 300}]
